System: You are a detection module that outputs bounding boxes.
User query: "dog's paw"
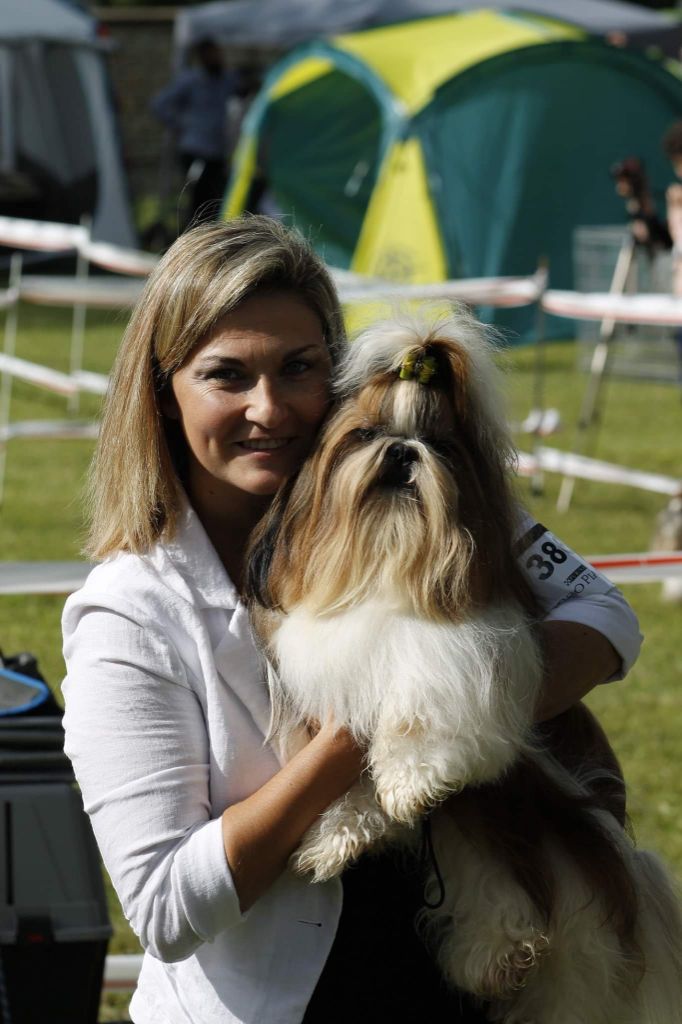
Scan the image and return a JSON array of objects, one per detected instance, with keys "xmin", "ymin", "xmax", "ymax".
[
  {"xmin": 374, "ymin": 763, "xmax": 455, "ymax": 824},
  {"xmin": 291, "ymin": 827, "xmax": 363, "ymax": 882},
  {"xmin": 290, "ymin": 791, "xmax": 389, "ymax": 881},
  {"xmin": 460, "ymin": 932, "xmax": 550, "ymax": 1001}
]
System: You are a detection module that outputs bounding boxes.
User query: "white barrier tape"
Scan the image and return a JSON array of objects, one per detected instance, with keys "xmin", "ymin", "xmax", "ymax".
[
  {"xmin": 103, "ymin": 953, "xmax": 143, "ymax": 990},
  {"xmin": 329, "ymin": 267, "xmax": 385, "ymax": 287},
  {"xmin": 19, "ymin": 275, "xmax": 145, "ymax": 309},
  {"xmin": 0, "ymin": 354, "xmax": 109, "ymax": 398},
  {"xmin": 517, "ymin": 447, "xmax": 682, "ymax": 497},
  {"xmin": 338, "ymin": 271, "xmax": 545, "ymax": 309},
  {"xmin": 588, "ymin": 551, "xmax": 682, "ymax": 584},
  {"xmin": 0, "ymin": 419, "xmax": 99, "ymax": 443},
  {"xmin": 72, "ymin": 369, "xmax": 109, "ymax": 396},
  {"xmin": 514, "ymin": 408, "xmax": 561, "ymax": 437},
  {"xmin": 0, "ymin": 215, "xmax": 88, "ymax": 252},
  {"xmin": 2, "ymin": 549, "xmax": 680, "ymax": 597},
  {"xmin": 0, "ymin": 561, "xmax": 93, "ymax": 595},
  {"xmin": 81, "ymin": 239, "xmax": 158, "ymax": 277},
  {"xmin": 542, "ymin": 289, "xmax": 682, "ymax": 326},
  {"xmin": 0, "ymin": 215, "xmax": 157, "ymax": 278},
  {"xmin": 0, "ymin": 352, "xmax": 77, "ymax": 395},
  {"xmin": 0, "ymin": 287, "xmax": 19, "ymax": 311}
]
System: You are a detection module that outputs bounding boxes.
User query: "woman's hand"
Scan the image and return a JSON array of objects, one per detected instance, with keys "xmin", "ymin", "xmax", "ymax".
[{"xmin": 221, "ymin": 719, "xmax": 365, "ymax": 913}]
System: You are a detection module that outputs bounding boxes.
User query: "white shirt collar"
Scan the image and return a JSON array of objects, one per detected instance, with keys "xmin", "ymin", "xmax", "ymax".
[{"xmin": 158, "ymin": 496, "xmax": 241, "ymax": 611}]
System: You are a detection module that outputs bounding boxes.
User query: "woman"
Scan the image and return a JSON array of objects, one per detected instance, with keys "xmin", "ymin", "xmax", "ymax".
[{"xmin": 62, "ymin": 216, "xmax": 641, "ymax": 1024}]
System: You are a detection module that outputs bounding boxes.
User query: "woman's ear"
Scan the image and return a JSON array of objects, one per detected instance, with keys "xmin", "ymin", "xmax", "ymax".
[{"xmin": 160, "ymin": 382, "xmax": 180, "ymax": 421}]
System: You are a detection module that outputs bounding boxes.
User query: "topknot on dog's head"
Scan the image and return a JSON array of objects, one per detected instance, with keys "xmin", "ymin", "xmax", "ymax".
[{"xmin": 335, "ymin": 308, "xmax": 514, "ymax": 463}]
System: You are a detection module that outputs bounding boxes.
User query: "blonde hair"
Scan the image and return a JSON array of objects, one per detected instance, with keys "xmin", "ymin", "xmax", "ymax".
[{"xmin": 86, "ymin": 216, "xmax": 346, "ymax": 559}]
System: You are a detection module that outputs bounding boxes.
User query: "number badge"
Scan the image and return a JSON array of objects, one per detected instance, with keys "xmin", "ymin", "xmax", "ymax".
[{"xmin": 515, "ymin": 522, "xmax": 612, "ymax": 611}]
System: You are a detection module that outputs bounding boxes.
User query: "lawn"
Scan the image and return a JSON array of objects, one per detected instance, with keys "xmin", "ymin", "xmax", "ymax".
[{"xmin": 0, "ymin": 304, "xmax": 680, "ymax": 1020}]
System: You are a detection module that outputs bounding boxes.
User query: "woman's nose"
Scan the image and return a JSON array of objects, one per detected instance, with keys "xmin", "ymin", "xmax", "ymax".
[{"xmin": 244, "ymin": 377, "xmax": 288, "ymax": 428}]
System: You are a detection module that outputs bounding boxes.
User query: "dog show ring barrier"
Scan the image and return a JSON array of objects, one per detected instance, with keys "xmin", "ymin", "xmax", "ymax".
[
  {"xmin": 0, "ymin": 215, "xmax": 156, "ymax": 502},
  {"xmin": 540, "ymin": 289, "xmax": 682, "ymax": 512},
  {"xmin": 335, "ymin": 267, "xmax": 547, "ymax": 309}
]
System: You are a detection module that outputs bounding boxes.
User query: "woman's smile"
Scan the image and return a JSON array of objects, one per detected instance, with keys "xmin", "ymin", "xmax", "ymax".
[{"xmin": 236, "ymin": 437, "xmax": 294, "ymax": 452}]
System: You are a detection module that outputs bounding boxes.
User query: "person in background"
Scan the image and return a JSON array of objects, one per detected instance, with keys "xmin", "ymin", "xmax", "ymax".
[
  {"xmin": 663, "ymin": 120, "xmax": 682, "ymax": 300},
  {"xmin": 151, "ymin": 38, "xmax": 238, "ymax": 227},
  {"xmin": 611, "ymin": 124, "xmax": 682, "ymax": 383}
]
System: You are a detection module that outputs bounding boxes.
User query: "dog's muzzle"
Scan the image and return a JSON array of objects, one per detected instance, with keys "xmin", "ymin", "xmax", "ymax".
[{"xmin": 380, "ymin": 442, "xmax": 419, "ymax": 488}]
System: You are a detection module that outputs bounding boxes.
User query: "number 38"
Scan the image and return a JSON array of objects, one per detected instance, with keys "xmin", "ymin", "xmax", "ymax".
[{"xmin": 526, "ymin": 540, "xmax": 567, "ymax": 580}]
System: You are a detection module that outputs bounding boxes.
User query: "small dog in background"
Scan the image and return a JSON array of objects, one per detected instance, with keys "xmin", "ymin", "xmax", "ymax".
[{"xmin": 246, "ymin": 312, "xmax": 682, "ymax": 1023}]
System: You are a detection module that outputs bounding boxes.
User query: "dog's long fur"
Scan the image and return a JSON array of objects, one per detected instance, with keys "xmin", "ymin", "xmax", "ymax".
[{"xmin": 246, "ymin": 311, "xmax": 682, "ymax": 1023}]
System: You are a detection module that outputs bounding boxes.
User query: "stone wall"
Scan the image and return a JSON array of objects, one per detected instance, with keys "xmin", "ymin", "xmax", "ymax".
[
  {"xmin": 93, "ymin": 8, "xmax": 176, "ymax": 206},
  {"xmin": 92, "ymin": 7, "xmax": 281, "ymax": 224}
]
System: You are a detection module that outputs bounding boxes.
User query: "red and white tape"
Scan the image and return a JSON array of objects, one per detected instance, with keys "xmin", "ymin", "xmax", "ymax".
[{"xmin": 588, "ymin": 551, "xmax": 682, "ymax": 584}]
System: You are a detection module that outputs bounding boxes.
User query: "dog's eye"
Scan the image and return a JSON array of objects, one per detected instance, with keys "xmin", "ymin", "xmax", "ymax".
[
  {"xmin": 427, "ymin": 437, "xmax": 455, "ymax": 459},
  {"xmin": 353, "ymin": 426, "xmax": 379, "ymax": 443}
]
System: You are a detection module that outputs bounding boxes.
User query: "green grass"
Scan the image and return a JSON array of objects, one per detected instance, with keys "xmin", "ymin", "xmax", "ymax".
[{"xmin": 1, "ymin": 307, "xmax": 681, "ymax": 1019}]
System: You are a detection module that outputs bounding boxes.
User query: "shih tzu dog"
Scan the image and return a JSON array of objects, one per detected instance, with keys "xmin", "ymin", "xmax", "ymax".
[{"xmin": 246, "ymin": 312, "xmax": 682, "ymax": 1023}]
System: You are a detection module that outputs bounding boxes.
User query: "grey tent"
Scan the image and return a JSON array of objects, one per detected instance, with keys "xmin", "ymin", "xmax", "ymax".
[
  {"xmin": 175, "ymin": 0, "xmax": 682, "ymax": 58},
  {"xmin": 0, "ymin": 0, "xmax": 136, "ymax": 247}
]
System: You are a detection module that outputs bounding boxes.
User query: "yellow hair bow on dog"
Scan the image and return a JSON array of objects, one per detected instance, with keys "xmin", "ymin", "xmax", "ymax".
[{"xmin": 399, "ymin": 352, "xmax": 437, "ymax": 384}]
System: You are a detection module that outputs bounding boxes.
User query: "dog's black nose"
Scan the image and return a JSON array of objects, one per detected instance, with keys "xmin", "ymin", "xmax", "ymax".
[
  {"xmin": 385, "ymin": 442, "xmax": 418, "ymax": 466},
  {"xmin": 381, "ymin": 442, "xmax": 418, "ymax": 487}
]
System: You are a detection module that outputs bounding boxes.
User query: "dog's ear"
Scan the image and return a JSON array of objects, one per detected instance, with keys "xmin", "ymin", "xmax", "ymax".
[{"xmin": 244, "ymin": 477, "xmax": 296, "ymax": 608}]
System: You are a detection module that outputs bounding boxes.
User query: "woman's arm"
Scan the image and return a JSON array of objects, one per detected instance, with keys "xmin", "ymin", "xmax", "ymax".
[
  {"xmin": 534, "ymin": 620, "xmax": 620, "ymax": 722},
  {"xmin": 515, "ymin": 516, "xmax": 643, "ymax": 718},
  {"xmin": 63, "ymin": 596, "xmax": 363, "ymax": 961},
  {"xmin": 222, "ymin": 721, "xmax": 363, "ymax": 913}
]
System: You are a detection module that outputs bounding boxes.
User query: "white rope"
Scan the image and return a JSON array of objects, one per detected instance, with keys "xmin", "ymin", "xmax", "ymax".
[
  {"xmin": 79, "ymin": 239, "xmax": 158, "ymax": 277},
  {"xmin": 71, "ymin": 369, "xmax": 109, "ymax": 396},
  {"xmin": 0, "ymin": 562, "xmax": 93, "ymax": 595},
  {"xmin": 0, "ymin": 353, "xmax": 77, "ymax": 396},
  {"xmin": 0, "ymin": 354, "xmax": 109, "ymax": 397},
  {"xmin": 19, "ymin": 275, "xmax": 145, "ymax": 310},
  {"xmin": 0, "ymin": 288, "xmax": 18, "ymax": 312},
  {"xmin": 0, "ymin": 215, "xmax": 87, "ymax": 253},
  {"xmin": 517, "ymin": 447, "xmax": 681, "ymax": 497},
  {"xmin": 0, "ymin": 420, "xmax": 99, "ymax": 443},
  {"xmin": 0, "ymin": 215, "xmax": 157, "ymax": 276},
  {"xmin": 336, "ymin": 268, "xmax": 546, "ymax": 309},
  {"xmin": 542, "ymin": 289, "xmax": 682, "ymax": 327}
]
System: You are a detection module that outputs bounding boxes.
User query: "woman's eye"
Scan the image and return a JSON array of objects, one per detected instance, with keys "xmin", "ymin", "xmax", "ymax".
[
  {"xmin": 283, "ymin": 360, "xmax": 311, "ymax": 376},
  {"xmin": 209, "ymin": 367, "xmax": 243, "ymax": 382}
]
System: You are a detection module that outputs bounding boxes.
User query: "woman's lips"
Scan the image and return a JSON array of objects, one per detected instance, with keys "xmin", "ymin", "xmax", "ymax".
[{"xmin": 236, "ymin": 438, "xmax": 293, "ymax": 452}]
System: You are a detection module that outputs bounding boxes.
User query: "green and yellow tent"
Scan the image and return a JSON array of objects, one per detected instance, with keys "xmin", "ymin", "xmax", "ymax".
[{"xmin": 225, "ymin": 9, "xmax": 682, "ymax": 337}]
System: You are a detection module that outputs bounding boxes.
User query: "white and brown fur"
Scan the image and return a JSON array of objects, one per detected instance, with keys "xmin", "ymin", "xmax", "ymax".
[{"xmin": 246, "ymin": 312, "xmax": 682, "ymax": 1023}]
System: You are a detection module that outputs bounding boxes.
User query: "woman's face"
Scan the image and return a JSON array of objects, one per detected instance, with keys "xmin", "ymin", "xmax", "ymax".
[{"xmin": 166, "ymin": 290, "xmax": 332, "ymax": 516}]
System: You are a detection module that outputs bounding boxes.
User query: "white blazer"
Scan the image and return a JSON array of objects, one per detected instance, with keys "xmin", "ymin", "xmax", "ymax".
[
  {"xmin": 62, "ymin": 501, "xmax": 641, "ymax": 1024},
  {"xmin": 62, "ymin": 502, "xmax": 342, "ymax": 1024}
]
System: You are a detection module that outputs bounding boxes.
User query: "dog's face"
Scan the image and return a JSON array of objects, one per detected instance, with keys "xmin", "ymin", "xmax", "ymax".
[{"xmin": 247, "ymin": 315, "xmax": 522, "ymax": 622}]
